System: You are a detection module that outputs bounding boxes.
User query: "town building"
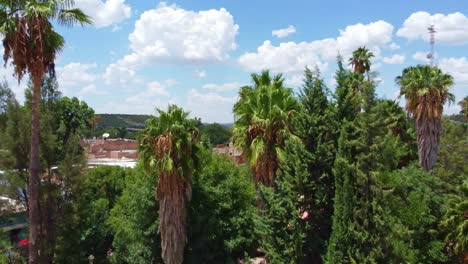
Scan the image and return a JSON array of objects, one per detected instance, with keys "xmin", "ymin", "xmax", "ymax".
[
  {"xmin": 81, "ymin": 138, "xmax": 138, "ymax": 168},
  {"xmin": 212, "ymin": 142, "xmax": 245, "ymax": 164}
]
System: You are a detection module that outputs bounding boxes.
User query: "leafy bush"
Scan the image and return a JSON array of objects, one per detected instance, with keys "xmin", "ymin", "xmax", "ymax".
[
  {"xmin": 55, "ymin": 166, "xmax": 126, "ymax": 263},
  {"xmin": 108, "ymin": 164, "xmax": 161, "ymax": 264},
  {"xmin": 377, "ymin": 165, "xmax": 448, "ymax": 263},
  {"xmin": 187, "ymin": 151, "xmax": 257, "ymax": 263},
  {"xmin": 109, "ymin": 150, "xmax": 258, "ymax": 264}
]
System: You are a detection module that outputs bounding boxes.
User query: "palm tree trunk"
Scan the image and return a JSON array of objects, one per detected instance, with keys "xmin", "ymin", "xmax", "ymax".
[
  {"xmin": 158, "ymin": 170, "xmax": 190, "ymax": 264},
  {"xmin": 254, "ymin": 151, "xmax": 277, "ymax": 188},
  {"xmin": 28, "ymin": 76, "xmax": 41, "ymax": 264},
  {"xmin": 416, "ymin": 117, "xmax": 441, "ymax": 171}
]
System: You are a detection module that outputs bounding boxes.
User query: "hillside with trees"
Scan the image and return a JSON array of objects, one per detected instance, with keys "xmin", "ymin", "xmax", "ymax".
[{"xmin": 96, "ymin": 114, "xmax": 153, "ymax": 129}]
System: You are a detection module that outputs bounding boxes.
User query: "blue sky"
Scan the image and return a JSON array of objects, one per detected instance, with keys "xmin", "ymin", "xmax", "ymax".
[{"xmin": 2, "ymin": 0, "xmax": 468, "ymax": 122}]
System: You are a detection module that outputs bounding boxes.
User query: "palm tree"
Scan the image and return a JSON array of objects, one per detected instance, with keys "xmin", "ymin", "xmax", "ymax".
[
  {"xmin": 139, "ymin": 105, "xmax": 199, "ymax": 264},
  {"xmin": 0, "ymin": 1, "xmax": 91, "ymax": 262},
  {"xmin": 233, "ymin": 70, "xmax": 298, "ymax": 188},
  {"xmin": 349, "ymin": 47, "xmax": 374, "ymax": 76},
  {"xmin": 459, "ymin": 96, "xmax": 468, "ymax": 121},
  {"xmin": 396, "ymin": 65, "xmax": 454, "ymax": 171},
  {"xmin": 88, "ymin": 114, "xmax": 101, "ymax": 135}
]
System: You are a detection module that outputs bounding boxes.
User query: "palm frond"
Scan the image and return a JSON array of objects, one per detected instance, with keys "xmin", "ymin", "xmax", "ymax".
[{"xmin": 57, "ymin": 8, "xmax": 92, "ymax": 26}]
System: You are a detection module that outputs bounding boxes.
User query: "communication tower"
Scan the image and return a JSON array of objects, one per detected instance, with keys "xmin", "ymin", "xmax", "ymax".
[{"xmin": 427, "ymin": 25, "xmax": 436, "ymax": 65}]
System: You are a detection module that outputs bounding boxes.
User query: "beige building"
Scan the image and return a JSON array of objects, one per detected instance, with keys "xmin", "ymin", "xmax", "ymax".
[{"xmin": 212, "ymin": 142, "xmax": 245, "ymax": 164}]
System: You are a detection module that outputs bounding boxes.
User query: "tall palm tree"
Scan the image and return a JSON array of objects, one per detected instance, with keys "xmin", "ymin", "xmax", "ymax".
[
  {"xmin": 0, "ymin": 1, "xmax": 91, "ymax": 262},
  {"xmin": 139, "ymin": 105, "xmax": 199, "ymax": 264},
  {"xmin": 459, "ymin": 96, "xmax": 468, "ymax": 121},
  {"xmin": 349, "ymin": 47, "xmax": 374, "ymax": 76},
  {"xmin": 396, "ymin": 65, "xmax": 454, "ymax": 171},
  {"xmin": 233, "ymin": 70, "xmax": 298, "ymax": 188},
  {"xmin": 88, "ymin": 114, "xmax": 101, "ymax": 135}
]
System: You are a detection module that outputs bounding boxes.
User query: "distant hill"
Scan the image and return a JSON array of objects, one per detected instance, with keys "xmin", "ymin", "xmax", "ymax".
[
  {"xmin": 97, "ymin": 114, "xmax": 153, "ymax": 129},
  {"xmin": 96, "ymin": 114, "xmax": 234, "ymax": 129},
  {"xmin": 95, "ymin": 113, "xmax": 464, "ymax": 131},
  {"xmin": 447, "ymin": 114, "xmax": 466, "ymax": 123},
  {"xmin": 219, "ymin": 123, "xmax": 233, "ymax": 128}
]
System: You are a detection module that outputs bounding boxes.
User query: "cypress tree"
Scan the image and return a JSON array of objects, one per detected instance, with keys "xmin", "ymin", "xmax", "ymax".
[
  {"xmin": 295, "ymin": 67, "xmax": 338, "ymax": 262},
  {"xmin": 259, "ymin": 67, "xmax": 338, "ymax": 263},
  {"xmin": 326, "ymin": 59, "xmax": 392, "ymax": 263}
]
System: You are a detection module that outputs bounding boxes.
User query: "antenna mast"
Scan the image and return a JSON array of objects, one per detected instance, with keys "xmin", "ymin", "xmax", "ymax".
[{"xmin": 427, "ymin": 25, "xmax": 436, "ymax": 66}]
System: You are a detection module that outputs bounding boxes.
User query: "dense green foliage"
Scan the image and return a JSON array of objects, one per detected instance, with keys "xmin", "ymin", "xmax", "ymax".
[
  {"xmin": 258, "ymin": 140, "xmax": 316, "ymax": 264},
  {"xmin": 258, "ymin": 67, "xmax": 337, "ymax": 263},
  {"xmin": 377, "ymin": 166, "xmax": 448, "ymax": 262},
  {"xmin": 186, "ymin": 151, "xmax": 257, "ymax": 263},
  {"xmin": 54, "ymin": 166, "xmax": 126, "ymax": 263},
  {"xmin": 0, "ymin": 77, "xmax": 95, "ymax": 262},
  {"xmin": 0, "ymin": 47, "xmax": 466, "ymax": 264},
  {"xmin": 108, "ymin": 164, "xmax": 161, "ymax": 264},
  {"xmin": 200, "ymin": 123, "xmax": 232, "ymax": 146},
  {"xmin": 107, "ymin": 152, "xmax": 257, "ymax": 264}
]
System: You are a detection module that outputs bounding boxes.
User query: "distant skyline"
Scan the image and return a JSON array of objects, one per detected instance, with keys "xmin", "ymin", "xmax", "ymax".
[{"xmin": 1, "ymin": 0, "xmax": 467, "ymax": 123}]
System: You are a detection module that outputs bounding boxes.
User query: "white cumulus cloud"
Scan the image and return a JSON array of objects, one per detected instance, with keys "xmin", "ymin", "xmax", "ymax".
[
  {"xmin": 412, "ymin": 51, "xmax": 431, "ymax": 63},
  {"xmin": 439, "ymin": 57, "xmax": 468, "ymax": 85},
  {"xmin": 397, "ymin": 11, "xmax": 468, "ymax": 45},
  {"xmin": 195, "ymin": 69, "xmax": 207, "ymax": 78},
  {"xmin": 126, "ymin": 80, "xmax": 172, "ymax": 104},
  {"xmin": 383, "ymin": 54, "xmax": 405, "ymax": 64},
  {"xmin": 239, "ymin": 20, "xmax": 393, "ymax": 75},
  {"xmin": 79, "ymin": 84, "xmax": 106, "ymax": 95},
  {"xmin": 202, "ymin": 82, "xmax": 243, "ymax": 92},
  {"xmin": 187, "ymin": 89, "xmax": 236, "ymax": 123},
  {"xmin": 146, "ymin": 81, "xmax": 170, "ymax": 97},
  {"xmin": 389, "ymin": 42, "xmax": 400, "ymax": 50},
  {"xmin": 75, "ymin": 0, "xmax": 131, "ymax": 28},
  {"xmin": 272, "ymin": 25, "xmax": 296, "ymax": 38},
  {"xmin": 57, "ymin": 63, "xmax": 98, "ymax": 87},
  {"xmin": 104, "ymin": 3, "xmax": 239, "ymax": 85}
]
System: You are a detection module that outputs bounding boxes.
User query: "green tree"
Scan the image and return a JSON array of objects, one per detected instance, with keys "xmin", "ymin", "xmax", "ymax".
[
  {"xmin": 0, "ymin": 80, "xmax": 13, "ymax": 113},
  {"xmin": 1, "ymin": 2, "xmax": 91, "ymax": 260},
  {"xmin": 459, "ymin": 96, "xmax": 468, "ymax": 121},
  {"xmin": 326, "ymin": 56, "xmax": 407, "ymax": 263},
  {"xmin": 116, "ymin": 127, "xmax": 128, "ymax": 138},
  {"xmin": 396, "ymin": 65, "xmax": 454, "ymax": 171},
  {"xmin": 139, "ymin": 105, "xmax": 200, "ymax": 264},
  {"xmin": 187, "ymin": 151, "xmax": 257, "ymax": 264},
  {"xmin": 440, "ymin": 180, "xmax": 468, "ymax": 261},
  {"xmin": 0, "ymin": 78, "xmax": 95, "ymax": 263},
  {"xmin": 270, "ymin": 66, "xmax": 337, "ymax": 262},
  {"xmin": 108, "ymin": 164, "xmax": 161, "ymax": 264},
  {"xmin": 55, "ymin": 97, "xmax": 94, "ymax": 143},
  {"xmin": 334, "ymin": 56, "xmax": 360, "ymax": 121},
  {"xmin": 0, "ymin": 81, "xmax": 14, "ymax": 144},
  {"xmin": 372, "ymin": 99, "xmax": 417, "ymax": 167},
  {"xmin": 200, "ymin": 123, "xmax": 232, "ymax": 146},
  {"xmin": 0, "ymin": 98, "xmax": 30, "ymax": 211},
  {"xmin": 55, "ymin": 166, "xmax": 126, "ymax": 264},
  {"xmin": 232, "ymin": 70, "xmax": 298, "ymax": 188},
  {"xmin": 377, "ymin": 165, "xmax": 448, "ymax": 263},
  {"xmin": 433, "ymin": 118, "xmax": 467, "ymax": 189},
  {"xmin": 257, "ymin": 140, "xmax": 313, "ymax": 264}
]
